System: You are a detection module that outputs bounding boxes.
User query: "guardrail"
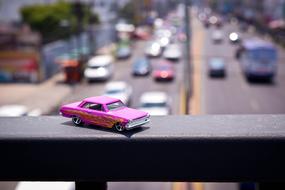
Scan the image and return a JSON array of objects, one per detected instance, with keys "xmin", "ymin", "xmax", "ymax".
[{"xmin": 0, "ymin": 115, "xmax": 285, "ymax": 190}]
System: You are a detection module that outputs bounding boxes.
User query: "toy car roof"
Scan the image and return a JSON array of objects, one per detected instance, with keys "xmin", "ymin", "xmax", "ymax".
[{"xmin": 83, "ymin": 96, "xmax": 120, "ymax": 105}]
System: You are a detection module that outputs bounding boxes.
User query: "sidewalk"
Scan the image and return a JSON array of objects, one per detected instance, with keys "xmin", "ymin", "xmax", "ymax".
[
  {"xmin": 0, "ymin": 73, "xmax": 72, "ymax": 115},
  {"xmin": 0, "ymin": 43, "xmax": 117, "ymax": 115}
]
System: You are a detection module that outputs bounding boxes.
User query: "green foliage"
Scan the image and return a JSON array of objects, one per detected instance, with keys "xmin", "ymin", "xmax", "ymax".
[
  {"xmin": 20, "ymin": 1, "xmax": 99, "ymax": 43},
  {"xmin": 118, "ymin": 1, "xmax": 136, "ymax": 24}
]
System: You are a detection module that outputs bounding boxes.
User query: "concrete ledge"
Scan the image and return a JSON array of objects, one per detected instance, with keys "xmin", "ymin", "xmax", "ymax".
[{"xmin": 0, "ymin": 115, "xmax": 285, "ymax": 182}]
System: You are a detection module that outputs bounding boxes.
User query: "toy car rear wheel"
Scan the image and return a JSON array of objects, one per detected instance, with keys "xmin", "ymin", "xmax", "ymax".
[
  {"xmin": 114, "ymin": 123, "xmax": 125, "ymax": 132},
  {"xmin": 72, "ymin": 116, "xmax": 83, "ymax": 126}
]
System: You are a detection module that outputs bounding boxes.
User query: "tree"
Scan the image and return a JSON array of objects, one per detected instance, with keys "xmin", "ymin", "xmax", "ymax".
[
  {"xmin": 118, "ymin": 1, "xmax": 136, "ymax": 24},
  {"xmin": 20, "ymin": 1, "xmax": 99, "ymax": 43}
]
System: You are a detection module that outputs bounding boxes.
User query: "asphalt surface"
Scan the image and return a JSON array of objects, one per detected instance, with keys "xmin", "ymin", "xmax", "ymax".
[
  {"xmin": 61, "ymin": 40, "xmax": 184, "ymax": 115},
  {"xmin": 193, "ymin": 15, "xmax": 285, "ymax": 190},
  {"xmin": 200, "ymin": 22, "xmax": 285, "ymax": 114}
]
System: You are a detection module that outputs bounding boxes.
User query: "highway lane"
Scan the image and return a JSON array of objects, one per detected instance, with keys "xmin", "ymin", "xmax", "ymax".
[
  {"xmin": 190, "ymin": 12, "xmax": 285, "ymax": 190},
  {"xmin": 200, "ymin": 20, "xmax": 285, "ymax": 114},
  {"xmin": 61, "ymin": 40, "xmax": 184, "ymax": 115}
]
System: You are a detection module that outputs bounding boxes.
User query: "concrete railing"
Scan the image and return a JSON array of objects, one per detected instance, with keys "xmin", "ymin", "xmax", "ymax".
[{"xmin": 0, "ymin": 115, "xmax": 285, "ymax": 190}]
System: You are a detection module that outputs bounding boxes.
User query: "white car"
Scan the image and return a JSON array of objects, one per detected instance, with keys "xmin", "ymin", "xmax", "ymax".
[
  {"xmin": 154, "ymin": 29, "xmax": 172, "ymax": 48},
  {"xmin": 0, "ymin": 105, "xmax": 28, "ymax": 116},
  {"xmin": 0, "ymin": 105, "xmax": 41, "ymax": 116},
  {"xmin": 104, "ymin": 81, "xmax": 132, "ymax": 105},
  {"xmin": 84, "ymin": 55, "xmax": 114, "ymax": 82},
  {"xmin": 139, "ymin": 91, "xmax": 170, "ymax": 116},
  {"xmin": 212, "ymin": 30, "xmax": 223, "ymax": 43},
  {"xmin": 163, "ymin": 44, "xmax": 181, "ymax": 60},
  {"xmin": 145, "ymin": 41, "xmax": 162, "ymax": 57}
]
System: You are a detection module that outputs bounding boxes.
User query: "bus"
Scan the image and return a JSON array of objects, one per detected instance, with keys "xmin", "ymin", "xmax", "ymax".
[{"xmin": 236, "ymin": 39, "xmax": 277, "ymax": 81}]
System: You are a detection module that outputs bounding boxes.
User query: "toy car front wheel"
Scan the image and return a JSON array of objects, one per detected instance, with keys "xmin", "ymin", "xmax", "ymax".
[
  {"xmin": 114, "ymin": 123, "xmax": 125, "ymax": 132},
  {"xmin": 72, "ymin": 116, "xmax": 83, "ymax": 126}
]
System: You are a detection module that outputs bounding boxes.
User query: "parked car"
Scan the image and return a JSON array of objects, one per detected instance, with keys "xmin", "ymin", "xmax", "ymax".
[
  {"xmin": 153, "ymin": 61, "xmax": 175, "ymax": 81},
  {"xmin": 139, "ymin": 91, "xmax": 170, "ymax": 116},
  {"xmin": 163, "ymin": 44, "xmax": 181, "ymax": 61},
  {"xmin": 104, "ymin": 81, "xmax": 132, "ymax": 105},
  {"xmin": 60, "ymin": 96, "xmax": 150, "ymax": 132},
  {"xmin": 145, "ymin": 41, "xmax": 162, "ymax": 57},
  {"xmin": 84, "ymin": 55, "xmax": 113, "ymax": 82},
  {"xmin": 132, "ymin": 57, "xmax": 151, "ymax": 76},
  {"xmin": 208, "ymin": 58, "xmax": 226, "ymax": 77}
]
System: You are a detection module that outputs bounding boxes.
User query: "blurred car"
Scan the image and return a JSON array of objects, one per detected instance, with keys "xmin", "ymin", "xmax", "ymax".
[
  {"xmin": 153, "ymin": 61, "xmax": 175, "ymax": 81},
  {"xmin": 154, "ymin": 29, "xmax": 172, "ymax": 48},
  {"xmin": 84, "ymin": 55, "xmax": 113, "ymax": 82},
  {"xmin": 237, "ymin": 39, "xmax": 277, "ymax": 81},
  {"xmin": 15, "ymin": 182, "xmax": 74, "ymax": 190},
  {"xmin": 229, "ymin": 32, "xmax": 240, "ymax": 43},
  {"xmin": 163, "ymin": 44, "xmax": 181, "ymax": 61},
  {"xmin": 0, "ymin": 105, "xmax": 28, "ymax": 116},
  {"xmin": 134, "ymin": 26, "xmax": 151, "ymax": 40},
  {"xmin": 116, "ymin": 45, "xmax": 131, "ymax": 59},
  {"xmin": 208, "ymin": 58, "xmax": 226, "ymax": 77},
  {"xmin": 212, "ymin": 30, "xmax": 223, "ymax": 43},
  {"xmin": 145, "ymin": 41, "xmax": 162, "ymax": 57},
  {"xmin": 208, "ymin": 15, "xmax": 223, "ymax": 27},
  {"xmin": 156, "ymin": 36, "xmax": 170, "ymax": 48},
  {"xmin": 139, "ymin": 91, "xmax": 170, "ymax": 116},
  {"xmin": 132, "ymin": 57, "xmax": 151, "ymax": 76},
  {"xmin": 0, "ymin": 105, "xmax": 41, "ymax": 116},
  {"xmin": 104, "ymin": 81, "xmax": 132, "ymax": 105}
]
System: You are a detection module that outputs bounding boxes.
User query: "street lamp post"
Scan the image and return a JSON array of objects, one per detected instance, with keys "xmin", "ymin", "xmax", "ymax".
[{"xmin": 184, "ymin": 0, "xmax": 191, "ymax": 114}]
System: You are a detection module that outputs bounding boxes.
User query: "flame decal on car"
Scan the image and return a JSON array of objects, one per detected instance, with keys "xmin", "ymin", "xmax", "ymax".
[{"xmin": 63, "ymin": 109, "xmax": 125, "ymax": 128}]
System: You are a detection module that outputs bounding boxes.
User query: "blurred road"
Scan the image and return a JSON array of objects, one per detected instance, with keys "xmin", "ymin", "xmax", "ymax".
[
  {"xmin": 109, "ymin": 182, "xmax": 173, "ymax": 190},
  {"xmin": 190, "ymin": 10, "xmax": 285, "ymax": 190},
  {"xmin": 200, "ymin": 20, "xmax": 285, "ymax": 114},
  {"xmin": 61, "ymin": 40, "xmax": 184, "ymax": 114}
]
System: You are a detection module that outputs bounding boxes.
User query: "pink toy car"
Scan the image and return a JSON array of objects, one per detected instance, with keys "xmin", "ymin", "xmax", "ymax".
[{"xmin": 60, "ymin": 96, "xmax": 150, "ymax": 132}]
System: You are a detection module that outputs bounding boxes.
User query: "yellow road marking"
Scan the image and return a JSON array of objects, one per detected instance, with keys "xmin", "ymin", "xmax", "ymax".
[
  {"xmin": 172, "ymin": 9, "xmax": 205, "ymax": 190},
  {"xmin": 190, "ymin": 13, "xmax": 204, "ymax": 115},
  {"xmin": 191, "ymin": 183, "xmax": 204, "ymax": 190},
  {"xmin": 188, "ymin": 9, "xmax": 205, "ymax": 190},
  {"xmin": 172, "ymin": 182, "xmax": 188, "ymax": 190}
]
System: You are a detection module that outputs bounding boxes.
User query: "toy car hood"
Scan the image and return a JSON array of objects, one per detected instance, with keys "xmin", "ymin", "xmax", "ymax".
[{"xmin": 109, "ymin": 107, "xmax": 148, "ymax": 121}]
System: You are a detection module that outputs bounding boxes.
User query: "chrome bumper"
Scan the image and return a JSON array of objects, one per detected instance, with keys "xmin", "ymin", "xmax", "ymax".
[{"xmin": 125, "ymin": 115, "xmax": 150, "ymax": 130}]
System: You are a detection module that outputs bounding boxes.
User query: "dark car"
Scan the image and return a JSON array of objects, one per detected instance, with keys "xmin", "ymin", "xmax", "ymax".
[
  {"xmin": 208, "ymin": 58, "xmax": 226, "ymax": 77},
  {"xmin": 132, "ymin": 57, "xmax": 151, "ymax": 76}
]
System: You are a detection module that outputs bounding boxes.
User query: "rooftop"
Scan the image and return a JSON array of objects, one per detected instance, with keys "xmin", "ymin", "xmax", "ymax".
[{"xmin": 83, "ymin": 96, "xmax": 119, "ymax": 105}]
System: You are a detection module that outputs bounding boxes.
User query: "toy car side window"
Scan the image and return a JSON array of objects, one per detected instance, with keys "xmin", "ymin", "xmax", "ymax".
[{"xmin": 83, "ymin": 102, "xmax": 104, "ymax": 111}]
